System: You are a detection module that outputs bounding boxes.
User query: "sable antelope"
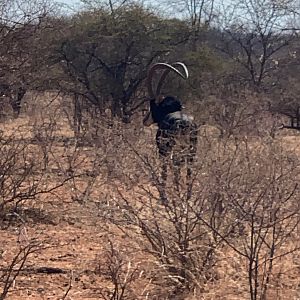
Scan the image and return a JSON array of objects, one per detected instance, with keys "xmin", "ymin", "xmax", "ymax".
[{"xmin": 143, "ymin": 62, "xmax": 198, "ymax": 196}]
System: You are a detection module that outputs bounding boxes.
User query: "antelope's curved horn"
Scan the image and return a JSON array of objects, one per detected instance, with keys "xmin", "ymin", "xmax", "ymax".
[
  {"xmin": 147, "ymin": 63, "xmax": 189, "ymax": 102},
  {"xmin": 155, "ymin": 62, "xmax": 189, "ymax": 98}
]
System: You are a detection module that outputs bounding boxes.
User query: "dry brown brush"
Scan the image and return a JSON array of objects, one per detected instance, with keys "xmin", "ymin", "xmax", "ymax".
[{"xmin": 94, "ymin": 129, "xmax": 300, "ymax": 299}]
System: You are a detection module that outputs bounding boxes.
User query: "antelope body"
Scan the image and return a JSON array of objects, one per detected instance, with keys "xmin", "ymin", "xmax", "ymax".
[{"xmin": 143, "ymin": 62, "xmax": 198, "ymax": 196}]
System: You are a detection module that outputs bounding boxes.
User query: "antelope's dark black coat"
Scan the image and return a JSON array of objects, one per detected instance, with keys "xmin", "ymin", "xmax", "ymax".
[{"xmin": 149, "ymin": 96, "xmax": 198, "ymax": 165}]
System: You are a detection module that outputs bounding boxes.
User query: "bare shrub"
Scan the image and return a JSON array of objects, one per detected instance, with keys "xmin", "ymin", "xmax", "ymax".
[
  {"xmin": 96, "ymin": 134, "xmax": 225, "ymax": 297},
  {"xmin": 0, "ymin": 216, "xmax": 48, "ymax": 300},
  {"xmin": 197, "ymin": 137, "xmax": 300, "ymax": 299},
  {"xmin": 0, "ymin": 130, "xmax": 41, "ymax": 220},
  {"xmin": 32, "ymin": 117, "xmax": 58, "ymax": 170},
  {"xmin": 96, "ymin": 239, "xmax": 143, "ymax": 300},
  {"xmin": 0, "ymin": 241, "xmax": 44, "ymax": 300},
  {"xmin": 95, "ymin": 130, "xmax": 300, "ymax": 299},
  {"xmin": 202, "ymin": 87, "xmax": 270, "ymax": 138},
  {"xmin": 0, "ymin": 114, "xmax": 79, "ymax": 225}
]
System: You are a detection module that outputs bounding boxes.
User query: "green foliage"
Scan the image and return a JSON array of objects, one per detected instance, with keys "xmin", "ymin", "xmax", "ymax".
[
  {"xmin": 56, "ymin": 4, "xmax": 191, "ymax": 119},
  {"xmin": 175, "ymin": 46, "xmax": 228, "ymax": 103},
  {"xmin": 186, "ymin": 46, "xmax": 224, "ymax": 74}
]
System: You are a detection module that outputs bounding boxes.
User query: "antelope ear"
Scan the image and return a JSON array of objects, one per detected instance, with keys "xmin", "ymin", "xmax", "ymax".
[{"xmin": 143, "ymin": 111, "xmax": 155, "ymax": 126}]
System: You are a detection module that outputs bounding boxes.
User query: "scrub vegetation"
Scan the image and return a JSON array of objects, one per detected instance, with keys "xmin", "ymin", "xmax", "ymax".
[{"xmin": 1, "ymin": 0, "xmax": 300, "ymax": 299}]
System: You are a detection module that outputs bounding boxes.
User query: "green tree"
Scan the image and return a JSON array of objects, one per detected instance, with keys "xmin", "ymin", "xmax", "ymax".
[{"xmin": 57, "ymin": 4, "xmax": 190, "ymax": 121}]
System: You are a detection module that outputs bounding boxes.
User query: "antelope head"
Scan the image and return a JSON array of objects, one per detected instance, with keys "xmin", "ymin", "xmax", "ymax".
[{"xmin": 143, "ymin": 62, "xmax": 189, "ymax": 126}]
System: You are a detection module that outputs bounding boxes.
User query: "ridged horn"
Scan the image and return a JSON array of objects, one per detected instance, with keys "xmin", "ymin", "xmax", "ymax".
[
  {"xmin": 147, "ymin": 62, "xmax": 189, "ymax": 102},
  {"xmin": 155, "ymin": 62, "xmax": 189, "ymax": 98}
]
